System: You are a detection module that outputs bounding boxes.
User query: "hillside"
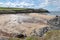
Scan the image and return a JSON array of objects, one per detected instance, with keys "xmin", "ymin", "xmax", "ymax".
[{"xmin": 0, "ymin": 7, "xmax": 49, "ymax": 13}]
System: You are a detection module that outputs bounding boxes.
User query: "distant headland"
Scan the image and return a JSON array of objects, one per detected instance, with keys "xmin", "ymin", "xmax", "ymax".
[{"xmin": 0, "ymin": 7, "xmax": 49, "ymax": 14}]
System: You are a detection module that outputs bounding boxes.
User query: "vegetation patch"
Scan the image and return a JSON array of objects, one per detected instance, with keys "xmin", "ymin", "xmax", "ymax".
[
  {"xmin": 0, "ymin": 7, "xmax": 49, "ymax": 14},
  {"xmin": 43, "ymin": 30, "xmax": 60, "ymax": 40}
]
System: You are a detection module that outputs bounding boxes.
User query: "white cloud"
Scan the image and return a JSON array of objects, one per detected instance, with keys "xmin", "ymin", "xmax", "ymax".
[
  {"xmin": 0, "ymin": 1, "xmax": 35, "ymax": 8},
  {"xmin": 0, "ymin": 0, "xmax": 60, "ymax": 11},
  {"xmin": 5, "ymin": 2, "xmax": 15, "ymax": 7},
  {"xmin": 0, "ymin": 2, "xmax": 3, "ymax": 4},
  {"xmin": 49, "ymin": 0, "xmax": 60, "ymax": 6},
  {"xmin": 0, "ymin": 2, "xmax": 15, "ymax": 7},
  {"xmin": 0, "ymin": 0, "xmax": 49, "ymax": 8},
  {"xmin": 18, "ymin": 2, "xmax": 34, "ymax": 8},
  {"xmin": 48, "ymin": 0, "xmax": 60, "ymax": 11},
  {"xmin": 39, "ymin": 0, "xmax": 49, "ymax": 8},
  {"xmin": 1, "ymin": 0, "xmax": 59, "ymax": 11}
]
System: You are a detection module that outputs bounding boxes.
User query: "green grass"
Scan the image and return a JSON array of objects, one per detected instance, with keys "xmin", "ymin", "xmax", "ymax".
[
  {"xmin": 26, "ymin": 36, "xmax": 42, "ymax": 40},
  {"xmin": 9, "ymin": 38, "xmax": 20, "ymax": 40},
  {"xmin": 8, "ymin": 36, "xmax": 42, "ymax": 40},
  {"xmin": 0, "ymin": 7, "xmax": 27, "ymax": 10},
  {"xmin": 0, "ymin": 7, "xmax": 30, "ymax": 14},
  {"xmin": 0, "ymin": 7, "xmax": 49, "ymax": 13}
]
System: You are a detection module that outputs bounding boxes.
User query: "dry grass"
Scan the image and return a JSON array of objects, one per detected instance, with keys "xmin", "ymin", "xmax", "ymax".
[
  {"xmin": 43, "ymin": 30, "xmax": 60, "ymax": 40},
  {"xmin": 4, "ymin": 30, "xmax": 60, "ymax": 40}
]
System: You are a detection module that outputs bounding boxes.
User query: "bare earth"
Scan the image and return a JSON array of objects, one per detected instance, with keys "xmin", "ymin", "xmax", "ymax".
[{"xmin": 0, "ymin": 13, "xmax": 55, "ymax": 37}]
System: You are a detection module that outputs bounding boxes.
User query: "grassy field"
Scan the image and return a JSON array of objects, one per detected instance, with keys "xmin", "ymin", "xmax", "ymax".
[
  {"xmin": 0, "ymin": 7, "xmax": 28, "ymax": 10},
  {"xmin": 0, "ymin": 7, "xmax": 49, "ymax": 13},
  {"xmin": 0, "ymin": 7, "xmax": 32, "ymax": 13}
]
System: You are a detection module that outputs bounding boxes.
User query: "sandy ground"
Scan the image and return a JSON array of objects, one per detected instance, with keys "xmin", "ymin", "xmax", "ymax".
[{"xmin": 0, "ymin": 13, "xmax": 56, "ymax": 36}]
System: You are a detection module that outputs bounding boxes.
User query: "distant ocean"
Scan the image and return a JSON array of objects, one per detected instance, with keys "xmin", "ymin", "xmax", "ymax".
[{"xmin": 48, "ymin": 11, "xmax": 60, "ymax": 15}]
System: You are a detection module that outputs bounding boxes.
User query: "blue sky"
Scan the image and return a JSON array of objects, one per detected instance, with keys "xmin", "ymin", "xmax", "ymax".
[{"xmin": 0, "ymin": 0, "xmax": 60, "ymax": 11}]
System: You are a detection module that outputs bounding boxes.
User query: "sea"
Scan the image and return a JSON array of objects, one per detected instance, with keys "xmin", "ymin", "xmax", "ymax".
[{"xmin": 48, "ymin": 11, "xmax": 60, "ymax": 16}]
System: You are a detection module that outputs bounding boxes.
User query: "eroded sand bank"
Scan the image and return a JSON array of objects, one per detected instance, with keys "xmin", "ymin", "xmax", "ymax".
[{"xmin": 0, "ymin": 13, "xmax": 56, "ymax": 37}]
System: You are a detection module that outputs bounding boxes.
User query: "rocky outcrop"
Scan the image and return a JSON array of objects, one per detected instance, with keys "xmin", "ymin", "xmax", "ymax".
[
  {"xmin": 30, "ymin": 16, "xmax": 60, "ymax": 37},
  {"xmin": 15, "ymin": 33, "xmax": 27, "ymax": 38},
  {"xmin": 0, "ymin": 37, "xmax": 9, "ymax": 40},
  {"xmin": 30, "ymin": 27, "xmax": 50, "ymax": 37}
]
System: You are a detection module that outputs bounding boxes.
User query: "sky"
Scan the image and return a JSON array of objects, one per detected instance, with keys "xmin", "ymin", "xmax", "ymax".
[{"xmin": 0, "ymin": 0, "xmax": 60, "ymax": 11}]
